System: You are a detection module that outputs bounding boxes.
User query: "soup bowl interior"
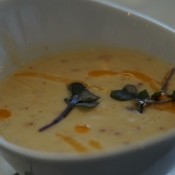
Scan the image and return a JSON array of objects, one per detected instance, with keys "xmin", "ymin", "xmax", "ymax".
[{"xmin": 0, "ymin": 0, "xmax": 175, "ymax": 175}]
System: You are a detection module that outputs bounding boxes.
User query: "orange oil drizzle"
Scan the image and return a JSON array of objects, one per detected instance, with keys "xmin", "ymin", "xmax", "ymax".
[
  {"xmin": 0, "ymin": 109, "xmax": 11, "ymax": 120},
  {"xmin": 88, "ymin": 70, "xmax": 160, "ymax": 91},
  {"xmin": 89, "ymin": 140, "xmax": 102, "ymax": 150},
  {"xmin": 75, "ymin": 124, "xmax": 90, "ymax": 134},
  {"xmin": 14, "ymin": 71, "xmax": 108, "ymax": 92},
  {"xmin": 15, "ymin": 70, "xmax": 161, "ymax": 92},
  {"xmin": 88, "ymin": 70, "xmax": 117, "ymax": 77},
  {"xmin": 153, "ymin": 102, "xmax": 175, "ymax": 113},
  {"xmin": 15, "ymin": 71, "xmax": 71, "ymax": 84},
  {"xmin": 122, "ymin": 71, "xmax": 160, "ymax": 91},
  {"xmin": 56, "ymin": 133, "xmax": 88, "ymax": 153}
]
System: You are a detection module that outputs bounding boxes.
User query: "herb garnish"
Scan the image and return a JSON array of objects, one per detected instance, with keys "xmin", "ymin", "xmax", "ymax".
[
  {"xmin": 39, "ymin": 82, "xmax": 99, "ymax": 132},
  {"xmin": 110, "ymin": 85, "xmax": 137, "ymax": 101},
  {"xmin": 110, "ymin": 68, "xmax": 175, "ymax": 113}
]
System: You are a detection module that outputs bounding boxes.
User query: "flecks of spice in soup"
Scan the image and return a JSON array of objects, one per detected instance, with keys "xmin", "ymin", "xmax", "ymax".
[{"xmin": 0, "ymin": 48, "xmax": 175, "ymax": 154}]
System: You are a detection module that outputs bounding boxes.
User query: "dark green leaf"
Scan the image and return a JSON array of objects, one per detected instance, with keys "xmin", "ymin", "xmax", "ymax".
[
  {"xmin": 136, "ymin": 90, "xmax": 150, "ymax": 100},
  {"xmin": 75, "ymin": 101, "xmax": 99, "ymax": 107},
  {"xmin": 110, "ymin": 89, "xmax": 136, "ymax": 101},
  {"xmin": 151, "ymin": 91, "xmax": 162, "ymax": 100},
  {"xmin": 68, "ymin": 82, "xmax": 86, "ymax": 96},
  {"xmin": 110, "ymin": 68, "xmax": 175, "ymax": 114},
  {"xmin": 78, "ymin": 89, "xmax": 100, "ymax": 102},
  {"xmin": 123, "ymin": 84, "xmax": 137, "ymax": 95},
  {"xmin": 65, "ymin": 89, "xmax": 100, "ymax": 107},
  {"xmin": 170, "ymin": 90, "xmax": 175, "ymax": 101},
  {"xmin": 39, "ymin": 82, "xmax": 99, "ymax": 131}
]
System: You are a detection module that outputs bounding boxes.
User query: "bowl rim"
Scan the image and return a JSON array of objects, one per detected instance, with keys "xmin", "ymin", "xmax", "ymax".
[
  {"xmin": 1, "ymin": 129, "xmax": 175, "ymax": 162},
  {"xmin": 93, "ymin": 0, "xmax": 175, "ymax": 33},
  {"xmin": 0, "ymin": 0, "xmax": 175, "ymax": 162}
]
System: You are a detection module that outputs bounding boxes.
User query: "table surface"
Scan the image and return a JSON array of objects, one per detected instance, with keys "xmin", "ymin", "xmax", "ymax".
[{"xmin": 1, "ymin": 0, "xmax": 175, "ymax": 174}]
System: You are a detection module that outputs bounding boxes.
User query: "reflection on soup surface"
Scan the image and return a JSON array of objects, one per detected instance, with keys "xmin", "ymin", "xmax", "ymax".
[{"xmin": 0, "ymin": 48, "xmax": 175, "ymax": 154}]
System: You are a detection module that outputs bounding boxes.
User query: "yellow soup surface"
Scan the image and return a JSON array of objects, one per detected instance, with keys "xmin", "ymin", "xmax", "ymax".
[{"xmin": 0, "ymin": 48, "xmax": 175, "ymax": 154}]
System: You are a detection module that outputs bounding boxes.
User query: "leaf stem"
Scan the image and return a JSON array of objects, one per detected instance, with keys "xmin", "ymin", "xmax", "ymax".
[
  {"xmin": 39, "ymin": 95, "xmax": 79, "ymax": 132},
  {"xmin": 161, "ymin": 68, "xmax": 175, "ymax": 94}
]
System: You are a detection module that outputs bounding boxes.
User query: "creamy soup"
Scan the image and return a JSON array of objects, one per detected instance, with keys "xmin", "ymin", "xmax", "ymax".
[{"xmin": 0, "ymin": 48, "xmax": 175, "ymax": 154}]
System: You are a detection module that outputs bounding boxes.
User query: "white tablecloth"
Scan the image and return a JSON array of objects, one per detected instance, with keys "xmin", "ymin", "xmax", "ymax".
[{"xmin": 1, "ymin": 0, "xmax": 175, "ymax": 174}]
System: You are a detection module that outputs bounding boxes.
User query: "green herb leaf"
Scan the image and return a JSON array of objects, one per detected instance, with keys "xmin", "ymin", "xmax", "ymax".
[
  {"xmin": 78, "ymin": 89, "xmax": 99, "ymax": 103},
  {"xmin": 110, "ymin": 68, "xmax": 175, "ymax": 114},
  {"xmin": 170, "ymin": 90, "xmax": 175, "ymax": 101},
  {"xmin": 65, "ymin": 88, "xmax": 99, "ymax": 107},
  {"xmin": 151, "ymin": 91, "xmax": 162, "ymax": 100},
  {"xmin": 110, "ymin": 90, "xmax": 134, "ymax": 101},
  {"xmin": 123, "ymin": 84, "xmax": 137, "ymax": 94},
  {"xmin": 110, "ymin": 84, "xmax": 137, "ymax": 101},
  {"xmin": 39, "ymin": 82, "xmax": 99, "ymax": 132},
  {"xmin": 68, "ymin": 82, "xmax": 86, "ymax": 96},
  {"xmin": 136, "ymin": 90, "xmax": 150, "ymax": 100}
]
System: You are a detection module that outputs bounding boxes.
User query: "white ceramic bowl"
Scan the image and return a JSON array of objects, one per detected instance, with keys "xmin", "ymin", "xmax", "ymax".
[{"xmin": 0, "ymin": 0, "xmax": 175, "ymax": 175}]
